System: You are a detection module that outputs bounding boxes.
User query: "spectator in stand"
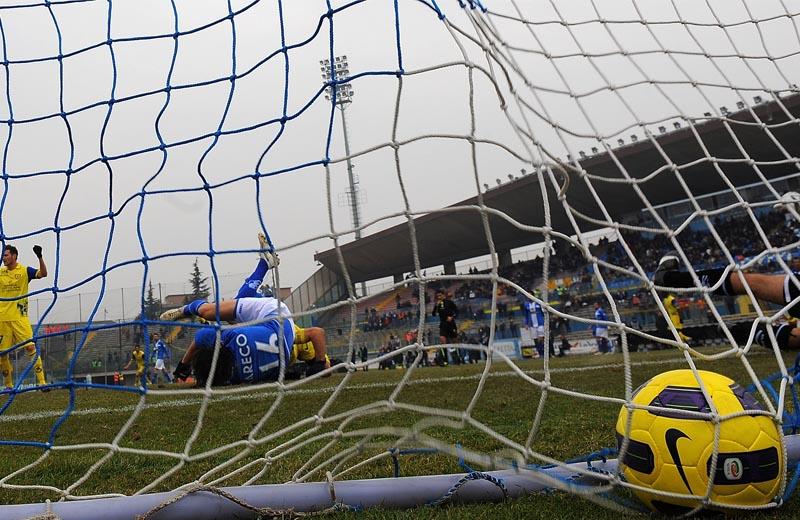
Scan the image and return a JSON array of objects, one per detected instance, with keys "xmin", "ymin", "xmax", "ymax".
[{"xmin": 432, "ymin": 289, "xmax": 459, "ymax": 365}]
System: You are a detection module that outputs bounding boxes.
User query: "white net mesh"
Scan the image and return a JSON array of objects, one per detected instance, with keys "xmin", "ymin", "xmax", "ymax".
[{"xmin": 1, "ymin": 0, "xmax": 800, "ymax": 517}]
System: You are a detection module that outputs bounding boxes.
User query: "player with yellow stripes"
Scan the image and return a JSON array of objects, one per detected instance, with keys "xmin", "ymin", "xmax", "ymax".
[
  {"xmin": 0, "ymin": 244, "xmax": 48, "ymax": 389},
  {"xmin": 123, "ymin": 344, "xmax": 150, "ymax": 385},
  {"xmin": 662, "ymin": 293, "xmax": 690, "ymax": 343},
  {"xmin": 291, "ymin": 323, "xmax": 331, "ymax": 376}
]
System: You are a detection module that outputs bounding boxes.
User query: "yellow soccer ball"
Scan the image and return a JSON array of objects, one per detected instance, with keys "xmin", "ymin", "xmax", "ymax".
[{"xmin": 615, "ymin": 369, "xmax": 783, "ymax": 514}]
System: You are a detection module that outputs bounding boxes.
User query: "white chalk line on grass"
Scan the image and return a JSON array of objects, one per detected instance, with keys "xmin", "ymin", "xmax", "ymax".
[
  {"xmin": 0, "ymin": 357, "xmax": 713, "ymax": 423},
  {"xmin": 0, "ymin": 357, "xmax": 695, "ymax": 424}
]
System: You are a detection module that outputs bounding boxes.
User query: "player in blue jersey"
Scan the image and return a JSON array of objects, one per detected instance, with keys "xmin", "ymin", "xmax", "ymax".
[
  {"xmin": 523, "ymin": 291, "xmax": 549, "ymax": 357},
  {"xmin": 592, "ymin": 302, "xmax": 612, "ymax": 354},
  {"xmin": 151, "ymin": 332, "xmax": 173, "ymax": 386}
]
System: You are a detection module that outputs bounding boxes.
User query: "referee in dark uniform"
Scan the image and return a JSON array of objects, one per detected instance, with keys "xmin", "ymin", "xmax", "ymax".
[{"xmin": 432, "ymin": 289, "xmax": 459, "ymax": 365}]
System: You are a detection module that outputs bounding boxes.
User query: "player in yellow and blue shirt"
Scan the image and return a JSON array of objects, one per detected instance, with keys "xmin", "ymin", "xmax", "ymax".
[
  {"xmin": 123, "ymin": 344, "xmax": 150, "ymax": 386},
  {"xmin": 0, "ymin": 244, "xmax": 48, "ymax": 389}
]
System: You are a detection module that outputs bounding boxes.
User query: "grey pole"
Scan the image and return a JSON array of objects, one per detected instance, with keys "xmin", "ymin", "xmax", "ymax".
[
  {"xmin": 5, "ymin": 433, "xmax": 800, "ymax": 520},
  {"xmin": 320, "ymin": 55, "xmax": 366, "ymax": 297},
  {"xmin": 339, "ymin": 105, "xmax": 367, "ymax": 298},
  {"xmin": 339, "ymin": 105, "xmax": 361, "ymax": 243}
]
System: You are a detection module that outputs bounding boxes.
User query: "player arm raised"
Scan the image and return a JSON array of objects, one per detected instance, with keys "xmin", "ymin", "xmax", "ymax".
[{"xmin": 32, "ymin": 245, "xmax": 47, "ymax": 278}]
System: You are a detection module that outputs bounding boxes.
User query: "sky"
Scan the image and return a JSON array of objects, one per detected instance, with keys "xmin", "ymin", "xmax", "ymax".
[{"xmin": 0, "ymin": 0, "xmax": 798, "ymax": 323}]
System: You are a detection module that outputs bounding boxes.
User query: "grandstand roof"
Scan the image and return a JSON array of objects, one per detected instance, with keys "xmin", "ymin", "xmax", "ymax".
[{"xmin": 316, "ymin": 93, "xmax": 800, "ymax": 283}]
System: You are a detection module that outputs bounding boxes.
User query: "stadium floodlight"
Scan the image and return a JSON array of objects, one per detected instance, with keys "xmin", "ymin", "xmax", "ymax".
[
  {"xmin": 658, "ymin": 126, "xmax": 666, "ymax": 134},
  {"xmin": 321, "ymin": 54, "xmax": 364, "ymax": 296},
  {"xmin": 754, "ymin": 96, "xmax": 763, "ymax": 104}
]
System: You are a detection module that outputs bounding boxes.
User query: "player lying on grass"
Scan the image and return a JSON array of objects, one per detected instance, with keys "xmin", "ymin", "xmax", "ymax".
[
  {"xmin": 161, "ymin": 234, "xmax": 330, "ymax": 385},
  {"xmin": 655, "ymin": 252, "xmax": 800, "ymax": 350}
]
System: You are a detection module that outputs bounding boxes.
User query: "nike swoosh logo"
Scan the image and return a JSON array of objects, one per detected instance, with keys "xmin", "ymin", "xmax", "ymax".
[{"xmin": 665, "ymin": 428, "xmax": 693, "ymax": 494}]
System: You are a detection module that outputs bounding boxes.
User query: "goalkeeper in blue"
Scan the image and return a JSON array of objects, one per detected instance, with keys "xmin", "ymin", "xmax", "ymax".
[{"xmin": 161, "ymin": 234, "xmax": 329, "ymax": 385}]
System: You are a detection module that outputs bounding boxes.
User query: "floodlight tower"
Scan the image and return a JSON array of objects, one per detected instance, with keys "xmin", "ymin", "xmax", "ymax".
[{"xmin": 320, "ymin": 55, "xmax": 366, "ymax": 296}]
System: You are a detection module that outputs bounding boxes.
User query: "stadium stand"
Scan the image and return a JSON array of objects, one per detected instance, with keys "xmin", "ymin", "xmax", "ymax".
[{"xmin": 319, "ymin": 205, "xmax": 798, "ymax": 360}]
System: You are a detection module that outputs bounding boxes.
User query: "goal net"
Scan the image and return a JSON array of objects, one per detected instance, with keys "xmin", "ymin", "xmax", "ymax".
[{"xmin": 2, "ymin": 0, "xmax": 800, "ymax": 518}]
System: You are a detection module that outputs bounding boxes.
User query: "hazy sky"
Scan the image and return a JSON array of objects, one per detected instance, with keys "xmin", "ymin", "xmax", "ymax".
[{"xmin": 1, "ymin": 0, "xmax": 798, "ymax": 323}]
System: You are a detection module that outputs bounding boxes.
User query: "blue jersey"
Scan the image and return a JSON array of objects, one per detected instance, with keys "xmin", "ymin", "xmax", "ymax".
[
  {"xmin": 593, "ymin": 307, "xmax": 608, "ymax": 336},
  {"xmin": 524, "ymin": 301, "xmax": 545, "ymax": 328},
  {"xmin": 154, "ymin": 340, "xmax": 169, "ymax": 360},
  {"xmin": 194, "ymin": 319, "xmax": 294, "ymax": 383}
]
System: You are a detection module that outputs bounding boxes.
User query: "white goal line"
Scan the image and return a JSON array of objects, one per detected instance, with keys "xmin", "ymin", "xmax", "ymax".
[{"xmin": 0, "ymin": 357, "xmax": 695, "ymax": 424}]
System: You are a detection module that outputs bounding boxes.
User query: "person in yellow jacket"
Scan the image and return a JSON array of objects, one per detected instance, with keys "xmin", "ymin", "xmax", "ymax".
[{"xmin": 0, "ymin": 244, "xmax": 48, "ymax": 389}]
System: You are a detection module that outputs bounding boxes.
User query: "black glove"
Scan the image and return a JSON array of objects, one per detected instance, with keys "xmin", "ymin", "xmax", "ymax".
[
  {"xmin": 32, "ymin": 245, "xmax": 43, "ymax": 259},
  {"xmin": 173, "ymin": 361, "xmax": 192, "ymax": 381},
  {"xmin": 306, "ymin": 359, "xmax": 330, "ymax": 378},
  {"xmin": 284, "ymin": 363, "xmax": 307, "ymax": 380}
]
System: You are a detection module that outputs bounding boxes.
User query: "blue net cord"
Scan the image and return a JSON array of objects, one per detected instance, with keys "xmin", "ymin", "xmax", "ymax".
[
  {"xmin": 781, "ymin": 461, "xmax": 800, "ymax": 505},
  {"xmin": 0, "ymin": 0, "xmax": 415, "ymax": 455},
  {"xmin": 426, "ymin": 471, "xmax": 509, "ymax": 507},
  {"xmin": 380, "ymin": 442, "xmax": 663, "ymax": 514},
  {"xmin": 746, "ymin": 352, "xmax": 800, "ymax": 435},
  {"xmin": 388, "ymin": 444, "xmax": 635, "ymax": 506}
]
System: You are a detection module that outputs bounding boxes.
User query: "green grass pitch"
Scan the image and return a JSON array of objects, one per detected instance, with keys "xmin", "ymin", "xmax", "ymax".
[{"xmin": 1, "ymin": 349, "xmax": 799, "ymax": 519}]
